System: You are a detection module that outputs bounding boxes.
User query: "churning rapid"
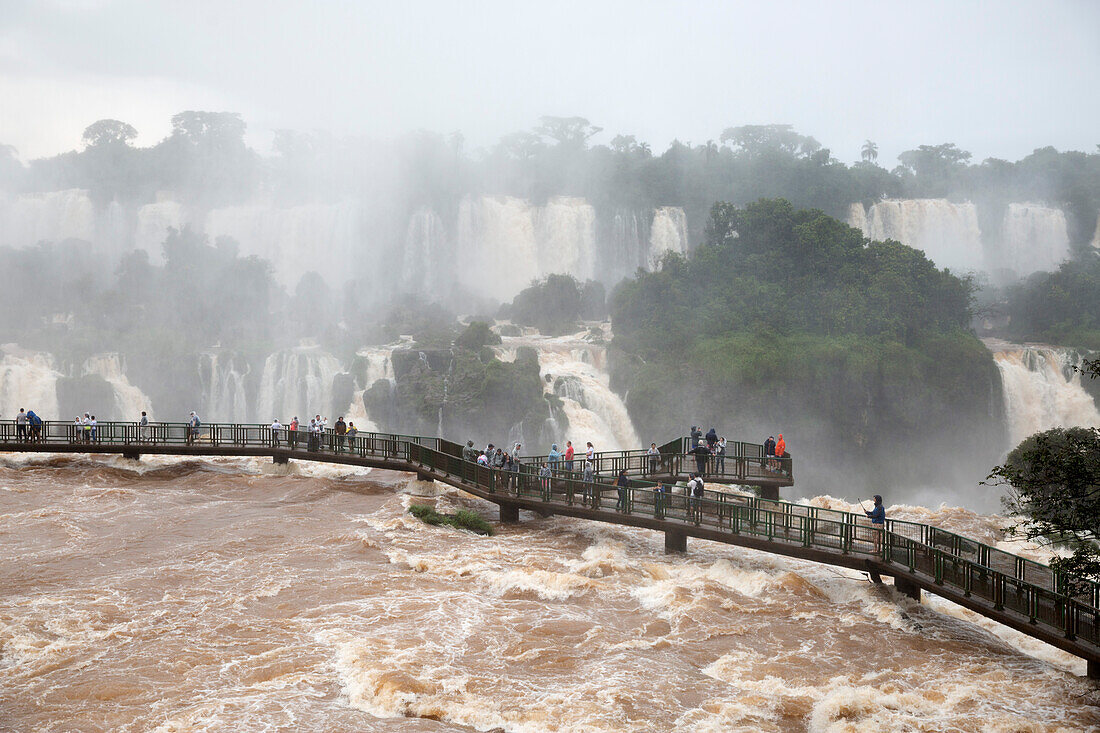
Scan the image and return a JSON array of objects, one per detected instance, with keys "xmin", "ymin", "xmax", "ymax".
[{"xmin": 1, "ymin": 455, "xmax": 1096, "ymax": 731}]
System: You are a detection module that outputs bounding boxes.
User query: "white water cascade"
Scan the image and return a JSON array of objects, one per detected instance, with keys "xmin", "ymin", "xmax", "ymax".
[
  {"xmin": 345, "ymin": 346, "xmax": 399, "ymax": 431},
  {"xmin": 852, "ymin": 199, "xmax": 984, "ymax": 273},
  {"xmin": 0, "ymin": 190, "xmax": 97, "ymax": 248},
  {"xmin": 0, "ymin": 347, "xmax": 61, "ymax": 420},
  {"xmin": 81, "ymin": 354, "xmax": 153, "ymax": 420},
  {"xmin": 648, "ymin": 206, "xmax": 690, "ymax": 267},
  {"xmin": 985, "ymin": 339, "xmax": 1100, "ymax": 445},
  {"xmin": 495, "ymin": 325, "xmax": 641, "ymax": 452},
  {"xmin": 256, "ymin": 346, "xmax": 343, "ymax": 422},
  {"xmin": 1001, "ymin": 203, "xmax": 1070, "ymax": 277},
  {"xmin": 199, "ymin": 352, "xmax": 251, "ymax": 423}
]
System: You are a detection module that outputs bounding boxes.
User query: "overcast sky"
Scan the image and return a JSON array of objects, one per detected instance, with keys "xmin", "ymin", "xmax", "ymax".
[{"xmin": 1, "ymin": 0, "xmax": 1097, "ymax": 165}]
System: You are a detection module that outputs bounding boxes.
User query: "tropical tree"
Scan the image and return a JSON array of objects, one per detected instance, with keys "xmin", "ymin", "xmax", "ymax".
[{"xmin": 860, "ymin": 139, "xmax": 878, "ymax": 164}]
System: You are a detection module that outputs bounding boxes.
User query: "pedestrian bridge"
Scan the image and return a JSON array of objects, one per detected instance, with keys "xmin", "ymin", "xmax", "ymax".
[{"xmin": 2, "ymin": 420, "xmax": 1097, "ymax": 677}]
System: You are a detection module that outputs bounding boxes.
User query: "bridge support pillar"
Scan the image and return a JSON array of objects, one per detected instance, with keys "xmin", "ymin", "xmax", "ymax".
[
  {"xmin": 755, "ymin": 485, "xmax": 779, "ymax": 501},
  {"xmin": 1088, "ymin": 660, "xmax": 1099, "ymax": 680},
  {"xmin": 664, "ymin": 529, "xmax": 687, "ymax": 554},
  {"xmin": 273, "ymin": 454, "xmax": 289, "ymax": 465},
  {"xmin": 121, "ymin": 449, "xmax": 141, "ymax": 461},
  {"xmin": 416, "ymin": 471, "xmax": 432, "ymax": 482},
  {"xmin": 894, "ymin": 575, "xmax": 922, "ymax": 602},
  {"xmin": 499, "ymin": 503, "xmax": 520, "ymax": 524}
]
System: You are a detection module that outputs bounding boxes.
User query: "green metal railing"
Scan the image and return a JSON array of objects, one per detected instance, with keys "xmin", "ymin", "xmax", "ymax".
[{"xmin": 1, "ymin": 419, "xmax": 1096, "ymax": 651}]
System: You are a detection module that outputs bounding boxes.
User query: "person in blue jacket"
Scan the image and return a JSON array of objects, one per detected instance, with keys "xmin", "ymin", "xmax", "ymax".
[{"xmin": 864, "ymin": 495, "xmax": 885, "ymax": 552}]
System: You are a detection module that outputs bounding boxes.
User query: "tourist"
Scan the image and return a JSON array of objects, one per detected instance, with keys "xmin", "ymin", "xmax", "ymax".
[
  {"xmin": 485, "ymin": 443, "xmax": 495, "ymax": 462},
  {"xmin": 346, "ymin": 422, "xmax": 358, "ymax": 451},
  {"xmin": 476, "ymin": 451, "xmax": 489, "ymax": 466},
  {"xmin": 706, "ymin": 427, "xmax": 718, "ymax": 450},
  {"xmin": 614, "ymin": 468, "xmax": 629, "ymax": 511},
  {"xmin": 71, "ymin": 416, "xmax": 81, "ymax": 442},
  {"xmin": 187, "ymin": 411, "xmax": 200, "ymax": 445},
  {"xmin": 654, "ymin": 480, "xmax": 668, "ymax": 517},
  {"xmin": 15, "ymin": 408, "xmax": 27, "ymax": 442},
  {"xmin": 582, "ymin": 460, "xmax": 595, "ymax": 505},
  {"xmin": 690, "ymin": 425, "xmax": 702, "ymax": 449},
  {"xmin": 716, "ymin": 436, "xmax": 727, "ymax": 473},
  {"xmin": 90, "ymin": 415, "xmax": 98, "ymax": 442},
  {"xmin": 864, "ymin": 494, "xmax": 885, "ymax": 552},
  {"xmin": 538, "ymin": 462, "xmax": 552, "ymax": 494},
  {"xmin": 563, "ymin": 440, "xmax": 575, "ymax": 472},
  {"xmin": 462, "ymin": 440, "xmax": 477, "ymax": 463},
  {"xmin": 647, "ymin": 442, "xmax": 660, "ymax": 474},
  {"xmin": 271, "ymin": 418, "xmax": 282, "ymax": 447},
  {"xmin": 307, "ymin": 419, "xmax": 317, "ymax": 451},
  {"xmin": 492, "ymin": 447, "xmax": 505, "ymax": 469},
  {"xmin": 138, "ymin": 411, "xmax": 149, "ymax": 442},
  {"xmin": 509, "ymin": 451, "xmax": 521, "ymax": 490},
  {"xmin": 82, "ymin": 413, "xmax": 92, "ymax": 443},
  {"xmin": 26, "ymin": 410, "xmax": 42, "ymax": 442},
  {"xmin": 775, "ymin": 433, "xmax": 787, "ymax": 473},
  {"xmin": 585, "ymin": 441, "xmax": 595, "ymax": 463},
  {"xmin": 289, "ymin": 417, "xmax": 299, "ymax": 449},
  {"xmin": 548, "ymin": 443, "xmax": 562, "ymax": 472},
  {"xmin": 690, "ymin": 474, "xmax": 705, "ymax": 523},
  {"xmin": 692, "ymin": 441, "xmax": 710, "ymax": 476},
  {"xmin": 334, "ymin": 416, "xmax": 347, "ymax": 453},
  {"xmin": 763, "ymin": 435, "xmax": 776, "ymax": 469},
  {"xmin": 512, "ymin": 442, "xmax": 522, "ymax": 461}
]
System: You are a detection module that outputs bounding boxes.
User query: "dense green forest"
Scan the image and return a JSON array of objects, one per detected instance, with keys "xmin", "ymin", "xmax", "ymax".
[
  {"xmin": 610, "ymin": 198, "xmax": 1005, "ymax": 489},
  {"xmin": 1001, "ymin": 257, "xmax": 1100, "ymax": 349}
]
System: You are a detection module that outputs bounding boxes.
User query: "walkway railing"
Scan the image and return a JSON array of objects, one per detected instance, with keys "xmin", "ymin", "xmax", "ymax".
[{"xmin": 1, "ymin": 419, "xmax": 1097, "ymax": 655}]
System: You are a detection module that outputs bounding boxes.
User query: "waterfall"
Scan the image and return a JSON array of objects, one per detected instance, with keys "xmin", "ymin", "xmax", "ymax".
[
  {"xmin": 402, "ymin": 207, "xmax": 447, "ymax": 295},
  {"xmin": 1000, "ymin": 203, "xmax": 1070, "ymax": 276},
  {"xmin": 985, "ymin": 340, "xmax": 1100, "ymax": 445},
  {"xmin": 257, "ymin": 346, "xmax": 343, "ymax": 422},
  {"xmin": 198, "ymin": 352, "xmax": 250, "ymax": 422},
  {"xmin": 0, "ymin": 190, "xmax": 96, "ymax": 248},
  {"xmin": 535, "ymin": 197, "xmax": 597, "ymax": 281},
  {"xmin": 648, "ymin": 207, "xmax": 689, "ymax": 267},
  {"xmin": 847, "ymin": 202, "xmax": 868, "ymax": 235},
  {"xmin": 204, "ymin": 201, "xmax": 362, "ymax": 288},
  {"xmin": 495, "ymin": 326, "xmax": 640, "ymax": 452},
  {"xmin": 345, "ymin": 347, "xmax": 397, "ymax": 432},
  {"xmin": 456, "ymin": 196, "xmax": 540, "ymax": 302},
  {"xmin": 81, "ymin": 354, "xmax": 153, "ymax": 420},
  {"xmin": 134, "ymin": 199, "xmax": 186, "ymax": 257},
  {"xmin": 860, "ymin": 199, "xmax": 983, "ymax": 273},
  {"xmin": 0, "ymin": 348, "xmax": 61, "ymax": 420}
]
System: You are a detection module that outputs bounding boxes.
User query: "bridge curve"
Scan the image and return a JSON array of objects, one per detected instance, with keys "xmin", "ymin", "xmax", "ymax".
[{"xmin": 2, "ymin": 420, "xmax": 1098, "ymax": 677}]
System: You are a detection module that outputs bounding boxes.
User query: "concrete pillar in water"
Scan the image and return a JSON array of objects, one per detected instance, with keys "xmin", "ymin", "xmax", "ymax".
[
  {"xmin": 272, "ymin": 454, "xmax": 289, "ymax": 465},
  {"xmin": 121, "ymin": 449, "xmax": 141, "ymax": 461},
  {"xmin": 756, "ymin": 485, "xmax": 779, "ymax": 501},
  {"xmin": 1088, "ymin": 660, "xmax": 1099, "ymax": 680},
  {"xmin": 894, "ymin": 575, "xmax": 922, "ymax": 602},
  {"xmin": 664, "ymin": 529, "xmax": 687, "ymax": 554},
  {"xmin": 499, "ymin": 503, "xmax": 520, "ymax": 523}
]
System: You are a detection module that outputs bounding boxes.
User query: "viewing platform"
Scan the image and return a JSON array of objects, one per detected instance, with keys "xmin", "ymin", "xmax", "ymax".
[{"xmin": 1, "ymin": 420, "xmax": 1097, "ymax": 677}]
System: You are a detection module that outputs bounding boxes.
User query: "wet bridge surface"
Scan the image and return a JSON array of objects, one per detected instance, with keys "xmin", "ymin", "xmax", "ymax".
[{"xmin": 2, "ymin": 420, "xmax": 1098, "ymax": 676}]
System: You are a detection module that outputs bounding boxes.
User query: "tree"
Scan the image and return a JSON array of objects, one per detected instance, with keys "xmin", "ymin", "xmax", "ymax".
[
  {"xmin": 987, "ymin": 427, "xmax": 1100, "ymax": 594},
  {"xmin": 860, "ymin": 140, "xmax": 878, "ymax": 164},
  {"xmin": 82, "ymin": 119, "xmax": 138, "ymax": 148},
  {"xmin": 719, "ymin": 124, "xmax": 821, "ymax": 159},
  {"xmin": 535, "ymin": 116, "xmax": 602, "ymax": 149},
  {"xmin": 896, "ymin": 143, "xmax": 971, "ymax": 177}
]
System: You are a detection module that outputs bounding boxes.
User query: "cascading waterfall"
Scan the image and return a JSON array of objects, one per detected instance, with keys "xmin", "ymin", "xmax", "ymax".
[
  {"xmin": 855, "ymin": 199, "xmax": 984, "ymax": 273},
  {"xmin": 257, "ymin": 346, "xmax": 343, "ymax": 422},
  {"xmin": 535, "ymin": 197, "xmax": 597, "ymax": 280},
  {"xmin": 495, "ymin": 326, "xmax": 641, "ymax": 452},
  {"xmin": 204, "ymin": 201, "xmax": 362, "ymax": 289},
  {"xmin": 456, "ymin": 195, "xmax": 540, "ymax": 302},
  {"xmin": 198, "ymin": 352, "xmax": 250, "ymax": 423},
  {"xmin": 0, "ymin": 348, "xmax": 62, "ymax": 420},
  {"xmin": 345, "ymin": 346, "xmax": 399, "ymax": 431},
  {"xmin": 985, "ymin": 339, "xmax": 1100, "ymax": 445},
  {"xmin": 402, "ymin": 207, "xmax": 447, "ymax": 295},
  {"xmin": 1001, "ymin": 203, "xmax": 1070, "ymax": 276},
  {"xmin": 0, "ymin": 190, "xmax": 97, "ymax": 249},
  {"xmin": 81, "ymin": 354, "xmax": 153, "ymax": 420},
  {"xmin": 648, "ymin": 207, "xmax": 689, "ymax": 268}
]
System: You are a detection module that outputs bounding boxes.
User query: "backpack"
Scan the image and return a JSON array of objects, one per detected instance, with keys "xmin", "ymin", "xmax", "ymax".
[{"xmin": 193, "ymin": 417, "xmax": 201, "ymax": 427}]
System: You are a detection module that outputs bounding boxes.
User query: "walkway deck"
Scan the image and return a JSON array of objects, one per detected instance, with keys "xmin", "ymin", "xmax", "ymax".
[{"xmin": 2, "ymin": 420, "xmax": 1098, "ymax": 676}]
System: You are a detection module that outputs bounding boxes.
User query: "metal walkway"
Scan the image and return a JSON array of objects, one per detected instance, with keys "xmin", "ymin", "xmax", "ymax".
[{"xmin": 2, "ymin": 420, "xmax": 1097, "ymax": 676}]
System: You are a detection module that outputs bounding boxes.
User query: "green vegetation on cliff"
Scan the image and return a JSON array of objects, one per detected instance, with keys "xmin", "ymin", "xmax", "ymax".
[
  {"xmin": 1003, "ymin": 256, "xmax": 1100, "ymax": 350},
  {"xmin": 610, "ymin": 199, "xmax": 1004, "ymax": 488}
]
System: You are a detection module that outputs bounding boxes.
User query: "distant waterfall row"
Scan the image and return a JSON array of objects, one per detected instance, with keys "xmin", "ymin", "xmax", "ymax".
[
  {"xmin": 0, "ymin": 191, "xmax": 689, "ymax": 302},
  {"xmin": 0, "ymin": 330, "xmax": 647, "ymax": 452},
  {"xmin": 848, "ymin": 199, "xmax": 1073, "ymax": 279}
]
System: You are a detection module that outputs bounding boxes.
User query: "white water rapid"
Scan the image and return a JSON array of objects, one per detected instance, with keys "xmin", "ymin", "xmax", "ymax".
[{"xmin": 985, "ymin": 339, "xmax": 1100, "ymax": 444}]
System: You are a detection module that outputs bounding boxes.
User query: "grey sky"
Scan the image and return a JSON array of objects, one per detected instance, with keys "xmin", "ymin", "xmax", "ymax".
[{"xmin": 1, "ymin": 0, "xmax": 1097, "ymax": 165}]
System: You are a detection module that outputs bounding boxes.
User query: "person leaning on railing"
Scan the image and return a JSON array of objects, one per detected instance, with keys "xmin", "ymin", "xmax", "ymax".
[
  {"xmin": 864, "ymin": 495, "xmax": 885, "ymax": 552},
  {"xmin": 647, "ymin": 442, "xmax": 659, "ymax": 474}
]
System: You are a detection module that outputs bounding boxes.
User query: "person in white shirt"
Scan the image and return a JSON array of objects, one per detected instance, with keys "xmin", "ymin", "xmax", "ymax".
[
  {"xmin": 138, "ymin": 411, "xmax": 149, "ymax": 442},
  {"xmin": 271, "ymin": 419, "xmax": 282, "ymax": 447}
]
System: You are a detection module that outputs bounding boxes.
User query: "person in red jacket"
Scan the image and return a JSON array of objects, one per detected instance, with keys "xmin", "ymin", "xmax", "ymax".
[
  {"xmin": 563, "ymin": 440, "xmax": 575, "ymax": 472},
  {"xmin": 774, "ymin": 434, "xmax": 787, "ymax": 473}
]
